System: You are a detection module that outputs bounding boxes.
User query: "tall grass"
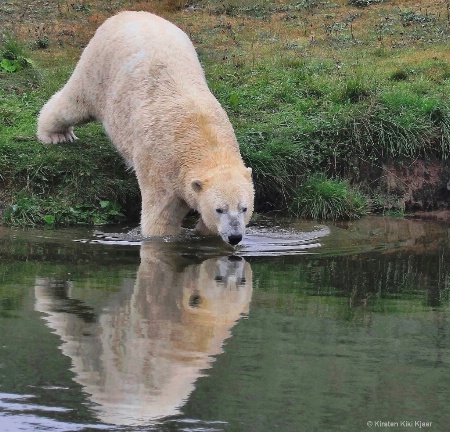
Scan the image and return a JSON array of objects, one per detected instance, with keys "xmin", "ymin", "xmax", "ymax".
[
  {"xmin": 204, "ymin": 53, "xmax": 450, "ymax": 213},
  {"xmin": 291, "ymin": 173, "xmax": 367, "ymax": 220}
]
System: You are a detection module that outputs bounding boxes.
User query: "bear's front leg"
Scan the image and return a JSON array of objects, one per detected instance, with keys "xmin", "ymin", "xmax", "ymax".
[
  {"xmin": 140, "ymin": 192, "xmax": 190, "ymax": 238},
  {"xmin": 195, "ymin": 218, "xmax": 215, "ymax": 236}
]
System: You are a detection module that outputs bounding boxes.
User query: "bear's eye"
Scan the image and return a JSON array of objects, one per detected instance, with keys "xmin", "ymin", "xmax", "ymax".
[
  {"xmin": 216, "ymin": 208, "xmax": 224, "ymax": 214},
  {"xmin": 242, "ymin": 207, "xmax": 248, "ymax": 213}
]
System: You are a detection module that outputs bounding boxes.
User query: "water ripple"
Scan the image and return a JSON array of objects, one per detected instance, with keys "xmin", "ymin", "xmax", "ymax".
[{"xmin": 78, "ymin": 223, "xmax": 331, "ymax": 257}]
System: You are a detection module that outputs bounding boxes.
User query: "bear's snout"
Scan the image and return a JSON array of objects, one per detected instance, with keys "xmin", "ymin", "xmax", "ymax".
[{"xmin": 227, "ymin": 234, "xmax": 243, "ymax": 246}]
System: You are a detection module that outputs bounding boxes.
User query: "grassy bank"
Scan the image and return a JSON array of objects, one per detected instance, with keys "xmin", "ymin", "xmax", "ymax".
[{"xmin": 1, "ymin": 0, "xmax": 450, "ymax": 226}]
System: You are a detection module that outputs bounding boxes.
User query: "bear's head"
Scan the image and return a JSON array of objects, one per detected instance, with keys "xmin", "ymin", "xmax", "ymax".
[{"xmin": 191, "ymin": 167, "xmax": 254, "ymax": 245}]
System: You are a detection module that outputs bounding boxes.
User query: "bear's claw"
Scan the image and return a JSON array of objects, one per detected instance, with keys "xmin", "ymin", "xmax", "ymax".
[{"xmin": 39, "ymin": 130, "xmax": 78, "ymax": 144}]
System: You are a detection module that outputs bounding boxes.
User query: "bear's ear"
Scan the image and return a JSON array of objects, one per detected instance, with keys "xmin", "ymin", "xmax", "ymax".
[{"xmin": 191, "ymin": 180, "xmax": 203, "ymax": 193}]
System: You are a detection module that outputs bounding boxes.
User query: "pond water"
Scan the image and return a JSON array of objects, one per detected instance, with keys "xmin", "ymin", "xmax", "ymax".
[{"xmin": 0, "ymin": 216, "xmax": 449, "ymax": 432}]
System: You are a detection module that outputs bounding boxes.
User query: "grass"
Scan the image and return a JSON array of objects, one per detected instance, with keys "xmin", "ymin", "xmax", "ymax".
[
  {"xmin": 209, "ymin": 53, "xmax": 450, "ymax": 211},
  {"xmin": 1, "ymin": 0, "xmax": 450, "ymax": 226},
  {"xmin": 291, "ymin": 173, "xmax": 367, "ymax": 220},
  {"xmin": 0, "ymin": 37, "xmax": 33, "ymax": 73}
]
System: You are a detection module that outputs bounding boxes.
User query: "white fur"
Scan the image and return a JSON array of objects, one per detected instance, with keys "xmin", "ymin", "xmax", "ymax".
[{"xmin": 37, "ymin": 11, "xmax": 254, "ymax": 243}]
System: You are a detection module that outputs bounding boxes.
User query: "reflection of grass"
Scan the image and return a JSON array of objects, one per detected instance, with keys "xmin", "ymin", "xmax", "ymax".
[
  {"xmin": 0, "ymin": 261, "xmax": 34, "ymax": 318},
  {"xmin": 251, "ymin": 247, "xmax": 450, "ymax": 319},
  {"xmin": 2, "ymin": 0, "xmax": 450, "ymax": 225},
  {"xmin": 0, "ymin": 256, "xmax": 139, "ymax": 317},
  {"xmin": 0, "ymin": 286, "xmax": 25, "ymax": 318}
]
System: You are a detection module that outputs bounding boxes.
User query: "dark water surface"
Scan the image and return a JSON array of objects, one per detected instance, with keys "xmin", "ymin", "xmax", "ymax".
[{"xmin": 0, "ymin": 216, "xmax": 449, "ymax": 432}]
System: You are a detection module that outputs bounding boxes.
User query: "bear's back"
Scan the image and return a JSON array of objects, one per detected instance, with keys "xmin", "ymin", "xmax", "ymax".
[{"xmin": 86, "ymin": 11, "xmax": 204, "ymax": 88}]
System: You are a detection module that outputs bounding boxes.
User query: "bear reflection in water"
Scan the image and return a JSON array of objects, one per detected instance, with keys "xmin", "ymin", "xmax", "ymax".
[{"xmin": 34, "ymin": 242, "xmax": 253, "ymax": 426}]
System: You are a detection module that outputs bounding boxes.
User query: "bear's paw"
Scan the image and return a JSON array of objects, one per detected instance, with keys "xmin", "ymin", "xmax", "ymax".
[{"xmin": 38, "ymin": 129, "xmax": 78, "ymax": 144}]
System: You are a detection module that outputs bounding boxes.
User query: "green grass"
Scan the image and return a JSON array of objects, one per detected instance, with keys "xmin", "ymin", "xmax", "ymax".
[
  {"xmin": 0, "ymin": 36, "xmax": 33, "ymax": 73},
  {"xmin": 1, "ymin": 0, "xmax": 450, "ymax": 225},
  {"xmin": 206, "ymin": 52, "xmax": 450, "ymax": 212},
  {"xmin": 291, "ymin": 173, "xmax": 367, "ymax": 220}
]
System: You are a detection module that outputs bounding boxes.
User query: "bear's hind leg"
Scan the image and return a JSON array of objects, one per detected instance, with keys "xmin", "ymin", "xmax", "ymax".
[{"xmin": 37, "ymin": 86, "xmax": 92, "ymax": 144}]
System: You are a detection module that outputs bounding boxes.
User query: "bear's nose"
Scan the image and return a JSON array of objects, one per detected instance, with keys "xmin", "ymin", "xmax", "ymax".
[{"xmin": 228, "ymin": 234, "xmax": 242, "ymax": 246}]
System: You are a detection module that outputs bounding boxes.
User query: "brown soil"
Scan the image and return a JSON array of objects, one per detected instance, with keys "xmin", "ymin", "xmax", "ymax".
[{"xmin": 380, "ymin": 159, "xmax": 450, "ymax": 212}]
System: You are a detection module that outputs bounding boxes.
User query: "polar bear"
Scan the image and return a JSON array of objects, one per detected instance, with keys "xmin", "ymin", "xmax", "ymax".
[{"xmin": 37, "ymin": 11, "xmax": 254, "ymax": 245}]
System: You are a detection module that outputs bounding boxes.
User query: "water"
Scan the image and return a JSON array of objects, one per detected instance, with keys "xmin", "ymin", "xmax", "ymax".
[{"xmin": 0, "ymin": 216, "xmax": 449, "ymax": 431}]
